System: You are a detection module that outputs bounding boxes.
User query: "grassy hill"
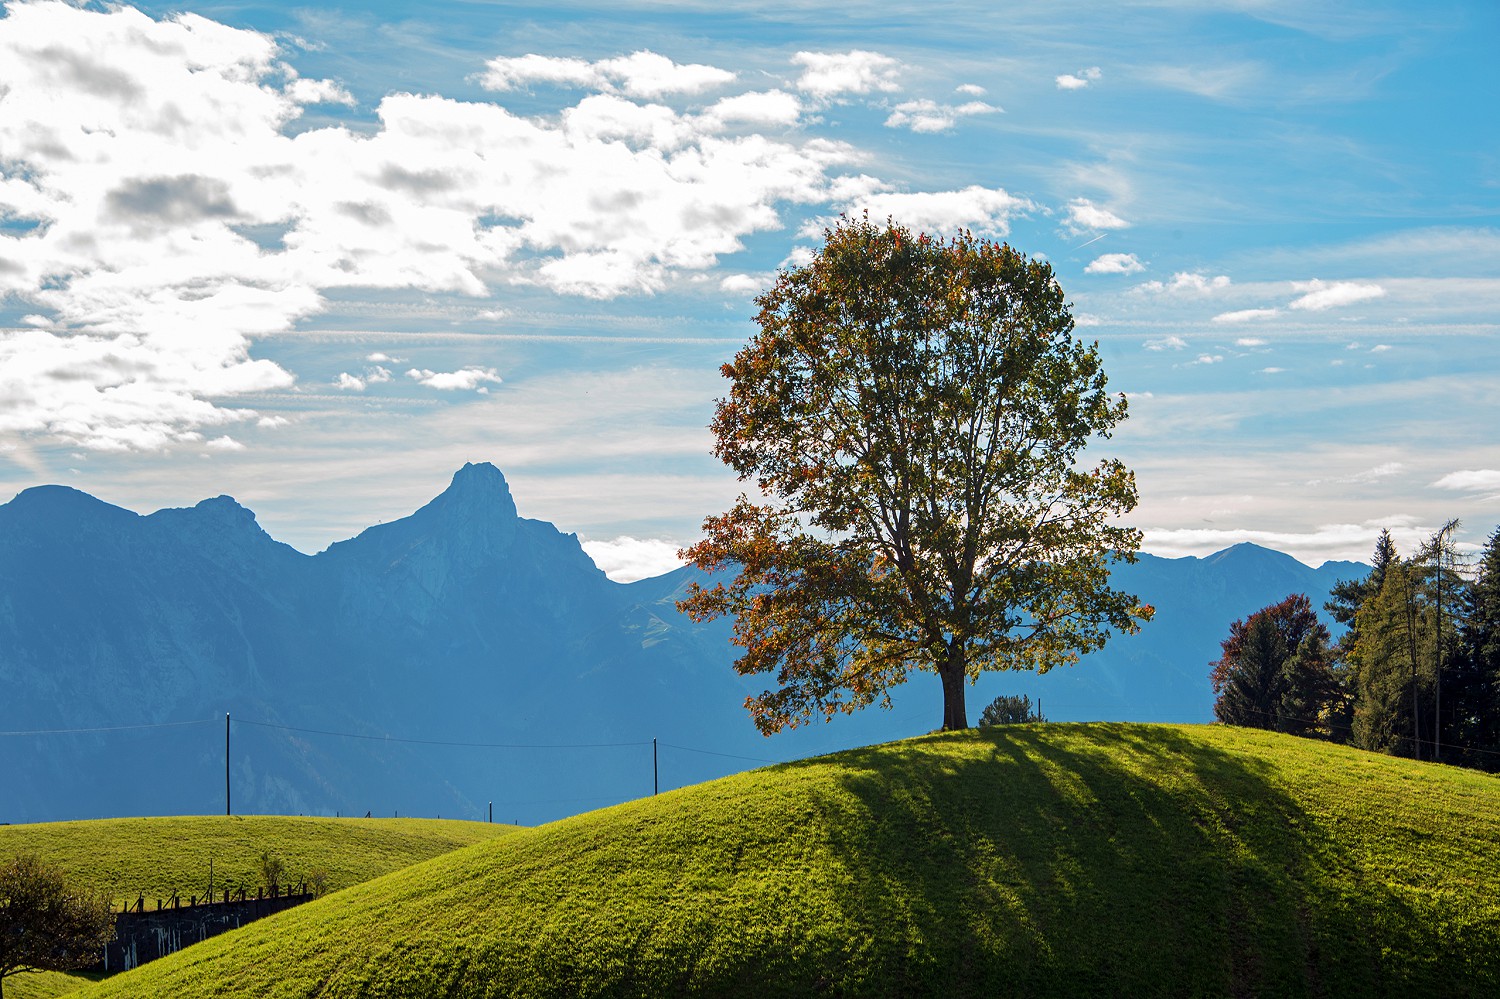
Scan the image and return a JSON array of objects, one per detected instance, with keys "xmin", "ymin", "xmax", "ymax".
[
  {"xmin": 0, "ymin": 814, "xmax": 517, "ymax": 905},
  {"xmin": 2, "ymin": 815, "xmax": 516, "ymax": 999},
  {"xmin": 47, "ymin": 724, "xmax": 1500, "ymax": 997}
]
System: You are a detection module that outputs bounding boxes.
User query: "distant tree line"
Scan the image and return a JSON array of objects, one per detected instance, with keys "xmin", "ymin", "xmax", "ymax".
[{"xmin": 1211, "ymin": 523, "xmax": 1500, "ymax": 769}]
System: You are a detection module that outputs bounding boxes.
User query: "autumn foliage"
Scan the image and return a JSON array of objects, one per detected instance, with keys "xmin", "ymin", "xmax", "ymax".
[{"xmin": 679, "ymin": 216, "xmax": 1152, "ymax": 732}]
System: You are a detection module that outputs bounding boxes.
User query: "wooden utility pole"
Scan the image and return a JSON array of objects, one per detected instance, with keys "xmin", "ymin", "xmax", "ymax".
[
  {"xmin": 653, "ymin": 738, "xmax": 658, "ymax": 796},
  {"xmin": 225, "ymin": 713, "xmax": 231, "ymax": 815}
]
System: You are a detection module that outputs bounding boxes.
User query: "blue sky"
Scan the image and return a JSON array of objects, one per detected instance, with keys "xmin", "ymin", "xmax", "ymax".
[{"xmin": 0, "ymin": 0, "xmax": 1496, "ymax": 579}]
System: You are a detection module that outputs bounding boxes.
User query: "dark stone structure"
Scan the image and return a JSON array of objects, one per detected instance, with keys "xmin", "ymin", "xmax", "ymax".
[{"xmin": 98, "ymin": 888, "xmax": 312, "ymax": 972}]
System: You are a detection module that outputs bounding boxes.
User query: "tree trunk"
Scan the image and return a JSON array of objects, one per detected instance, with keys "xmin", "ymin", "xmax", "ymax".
[{"xmin": 940, "ymin": 645, "xmax": 969, "ymax": 729}]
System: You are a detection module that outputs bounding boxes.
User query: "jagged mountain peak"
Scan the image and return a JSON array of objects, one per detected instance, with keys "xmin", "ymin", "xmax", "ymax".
[
  {"xmin": 318, "ymin": 461, "xmax": 521, "ymax": 568},
  {"xmin": 187, "ymin": 494, "xmax": 256, "ymax": 523},
  {"xmin": 144, "ymin": 493, "xmax": 305, "ymax": 570},
  {"xmin": 420, "ymin": 461, "xmax": 518, "ymax": 522}
]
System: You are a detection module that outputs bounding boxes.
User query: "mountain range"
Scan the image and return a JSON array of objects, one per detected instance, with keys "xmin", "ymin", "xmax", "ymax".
[{"xmin": 0, "ymin": 462, "xmax": 1367, "ymax": 826}]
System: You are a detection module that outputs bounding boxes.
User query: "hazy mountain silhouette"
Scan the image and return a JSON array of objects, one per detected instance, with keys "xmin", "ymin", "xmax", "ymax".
[{"xmin": 0, "ymin": 464, "xmax": 1367, "ymax": 825}]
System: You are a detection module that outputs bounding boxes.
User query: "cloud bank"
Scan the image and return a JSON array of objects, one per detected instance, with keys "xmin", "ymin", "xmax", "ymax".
[{"xmin": 0, "ymin": 5, "xmax": 998, "ymax": 452}]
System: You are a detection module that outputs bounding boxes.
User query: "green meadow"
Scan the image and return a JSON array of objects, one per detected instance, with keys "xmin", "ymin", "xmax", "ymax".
[
  {"xmin": 15, "ymin": 723, "xmax": 1486, "ymax": 998},
  {"xmin": 0, "ymin": 814, "xmax": 518, "ymax": 906},
  {"xmin": 2, "ymin": 815, "xmax": 516, "ymax": 999}
]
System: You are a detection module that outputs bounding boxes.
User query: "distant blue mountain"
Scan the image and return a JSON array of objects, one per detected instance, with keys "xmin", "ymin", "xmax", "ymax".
[{"xmin": 0, "ymin": 464, "xmax": 1368, "ymax": 826}]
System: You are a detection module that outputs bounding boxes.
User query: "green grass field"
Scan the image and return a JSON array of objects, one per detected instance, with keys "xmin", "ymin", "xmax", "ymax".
[
  {"xmin": 2, "ymin": 815, "xmax": 516, "ymax": 999},
  {"xmin": 22, "ymin": 724, "xmax": 1500, "ymax": 997},
  {"xmin": 0, "ymin": 814, "xmax": 517, "ymax": 906}
]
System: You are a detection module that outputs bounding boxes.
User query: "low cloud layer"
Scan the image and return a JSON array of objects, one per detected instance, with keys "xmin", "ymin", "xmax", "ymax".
[{"xmin": 581, "ymin": 536, "xmax": 687, "ymax": 582}]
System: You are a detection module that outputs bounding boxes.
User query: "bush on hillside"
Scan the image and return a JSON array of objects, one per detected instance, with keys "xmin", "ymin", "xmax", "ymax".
[{"xmin": 979, "ymin": 693, "xmax": 1045, "ymax": 726}]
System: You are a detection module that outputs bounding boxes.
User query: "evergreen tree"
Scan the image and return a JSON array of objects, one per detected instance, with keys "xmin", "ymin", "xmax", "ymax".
[
  {"xmin": 1211, "ymin": 594, "xmax": 1337, "ymax": 736},
  {"xmin": 1280, "ymin": 628, "xmax": 1340, "ymax": 738},
  {"xmin": 1416, "ymin": 520, "xmax": 1469, "ymax": 762},
  {"xmin": 978, "ymin": 694, "xmax": 1045, "ymax": 726},
  {"xmin": 1350, "ymin": 559, "xmax": 1430, "ymax": 757},
  {"xmin": 1213, "ymin": 611, "xmax": 1285, "ymax": 729},
  {"xmin": 1449, "ymin": 527, "xmax": 1500, "ymax": 769},
  {"xmin": 1327, "ymin": 529, "xmax": 1396, "ymax": 624},
  {"xmin": 1325, "ymin": 530, "xmax": 1397, "ymax": 663}
]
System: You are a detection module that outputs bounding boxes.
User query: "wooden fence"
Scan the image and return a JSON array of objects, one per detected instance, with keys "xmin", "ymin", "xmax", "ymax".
[{"xmin": 96, "ymin": 883, "xmax": 313, "ymax": 973}]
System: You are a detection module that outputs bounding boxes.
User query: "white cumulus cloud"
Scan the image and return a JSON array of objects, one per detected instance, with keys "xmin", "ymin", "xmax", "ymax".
[
  {"xmin": 1288, "ymin": 279, "xmax": 1386, "ymax": 311},
  {"xmin": 814, "ymin": 186, "xmax": 1034, "ymax": 240},
  {"xmin": 1063, "ymin": 197, "xmax": 1129, "ymax": 234},
  {"xmin": 699, "ymin": 90, "xmax": 802, "ymax": 129},
  {"xmin": 1085, "ymin": 253, "xmax": 1144, "ymax": 274},
  {"xmin": 1056, "ymin": 66, "xmax": 1102, "ymax": 90},
  {"xmin": 792, "ymin": 50, "xmax": 903, "ymax": 98},
  {"xmin": 477, "ymin": 50, "xmax": 735, "ymax": 98},
  {"xmin": 406, "ymin": 367, "xmax": 504, "ymax": 391},
  {"xmin": 1140, "ymin": 272, "xmax": 1232, "ymax": 295},
  {"xmin": 719, "ymin": 273, "xmax": 765, "ymax": 294},
  {"xmin": 1144, "ymin": 335, "xmax": 1188, "ymax": 351},
  {"xmin": 1432, "ymin": 469, "xmax": 1500, "ymax": 493},
  {"xmin": 0, "ymin": 5, "xmax": 903, "ymax": 450},
  {"xmin": 883, "ymin": 99, "xmax": 999, "ymax": 133},
  {"xmin": 1213, "ymin": 308, "xmax": 1278, "ymax": 323}
]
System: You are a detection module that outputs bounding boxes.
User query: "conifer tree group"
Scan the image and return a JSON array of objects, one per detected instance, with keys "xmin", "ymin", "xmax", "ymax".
[{"xmin": 1211, "ymin": 525, "xmax": 1500, "ymax": 770}]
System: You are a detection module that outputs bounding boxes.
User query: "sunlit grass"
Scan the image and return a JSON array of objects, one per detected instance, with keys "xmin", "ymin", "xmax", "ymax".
[
  {"xmin": 0, "ymin": 815, "xmax": 517, "ymax": 907},
  {"xmin": 1, "ymin": 814, "xmax": 516, "ymax": 999},
  {"xmin": 45, "ymin": 725, "xmax": 1500, "ymax": 997}
]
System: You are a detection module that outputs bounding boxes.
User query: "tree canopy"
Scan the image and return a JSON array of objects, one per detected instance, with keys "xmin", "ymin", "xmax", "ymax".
[
  {"xmin": 0, "ymin": 854, "xmax": 114, "ymax": 997},
  {"xmin": 678, "ymin": 216, "xmax": 1152, "ymax": 732},
  {"xmin": 1209, "ymin": 593, "xmax": 1338, "ymax": 737}
]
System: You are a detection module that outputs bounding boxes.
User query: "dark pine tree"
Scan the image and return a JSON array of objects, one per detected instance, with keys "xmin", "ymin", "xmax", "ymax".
[
  {"xmin": 1449, "ymin": 527, "xmax": 1500, "ymax": 769},
  {"xmin": 1211, "ymin": 594, "xmax": 1338, "ymax": 736}
]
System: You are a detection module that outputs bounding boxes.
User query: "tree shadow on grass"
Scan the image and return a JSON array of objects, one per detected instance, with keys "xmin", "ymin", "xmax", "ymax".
[{"xmin": 774, "ymin": 724, "xmax": 1492, "ymax": 999}]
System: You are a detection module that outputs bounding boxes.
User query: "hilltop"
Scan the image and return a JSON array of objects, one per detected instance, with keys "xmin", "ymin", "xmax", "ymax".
[{"xmin": 70, "ymin": 724, "xmax": 1500, "ymax": 998}]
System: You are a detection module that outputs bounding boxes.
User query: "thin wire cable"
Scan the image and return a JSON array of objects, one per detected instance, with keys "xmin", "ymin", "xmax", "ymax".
[
  {"xmin": 235, "ymin": 717, "xmax": 651, "ymax": 750},
  {"xmin": 0, "ymin": 718, "xmax": 215, "ymax": 737},
  {"xmin": 1225, "ymin": 705, "xmax": 1500, "ymax": 760},
  {"xmin": 657, "ymin": 742, "xmax": 783, "ymax": 764}
]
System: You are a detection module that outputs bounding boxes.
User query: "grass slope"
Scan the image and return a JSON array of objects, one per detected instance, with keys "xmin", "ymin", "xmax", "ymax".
[
  {"xmin": 0, "ymin": 815, "xmax": 516, "ymax": 906},
  {"xmin": 66, "ymin": 724, "xmax": 1500, "ymax": 998},
  {"xmin": 2, "ymin": 816, "xmax": 516, "ymax": 999}
]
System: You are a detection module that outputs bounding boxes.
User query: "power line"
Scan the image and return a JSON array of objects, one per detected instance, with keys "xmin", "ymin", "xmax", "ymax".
[
  {"xmin": 1228, "ymin": 705, "xmax": 1500, "ymax": 761},
  {"xmin": 0, "ymin": 718, "xmax": 215, "ymax": 737},
  {"xmin": 234, "ymin": 717, "xmax": 650, "ymax": 750},
  {"xmin": 657, "ymin": 742, "xmax": 783, "ymax": 765}
]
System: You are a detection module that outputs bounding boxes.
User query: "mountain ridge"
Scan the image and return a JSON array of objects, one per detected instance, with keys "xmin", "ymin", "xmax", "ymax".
[{"xmin": 0, "ymin": 464, "xmax": 1369, "ymax": 825}]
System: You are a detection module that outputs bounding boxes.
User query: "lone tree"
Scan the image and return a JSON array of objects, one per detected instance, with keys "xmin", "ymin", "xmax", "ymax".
[
  {"xmin": 679, "ymin": 217, "xmax": 1152, "ymax": 732},
  {"xmin": 0, "ymin": 855, "xmax": 114, "ymax": 998}
]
